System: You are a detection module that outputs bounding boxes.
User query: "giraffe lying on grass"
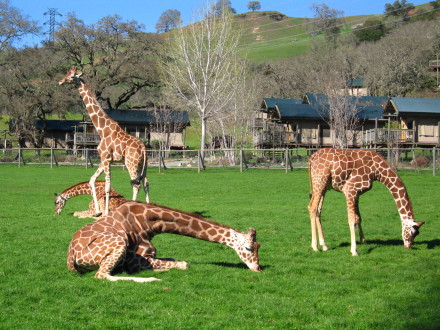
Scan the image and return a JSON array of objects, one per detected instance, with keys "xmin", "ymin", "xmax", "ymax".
[
  {"xmin": 308, "ymin": 148, "xmax": 425, "ymax": 256},
  {"xmin": 68, "ymin": 201, "xmax": 262, "ymax": 282},
  {"xmin": 55, "ymin": 181, "xmax": 127, "ymax": 218}
]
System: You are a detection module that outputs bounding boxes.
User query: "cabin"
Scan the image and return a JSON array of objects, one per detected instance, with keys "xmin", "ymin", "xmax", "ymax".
[
  {"xmin": 16, "ymin": 109, "xmax": 191, "ymax": 150},
  {"xmin": 254, "ymin": 94, "xmax": 440, "ymax": 149}
]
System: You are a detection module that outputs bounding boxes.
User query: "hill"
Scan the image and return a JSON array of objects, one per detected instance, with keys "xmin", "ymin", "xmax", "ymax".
[{"xmin": 234, "ymin": 3, "xmax": 439, "ymax": 62}]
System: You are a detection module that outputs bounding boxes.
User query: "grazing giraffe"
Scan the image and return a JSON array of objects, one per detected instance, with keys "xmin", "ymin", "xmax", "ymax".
[
  {"xmin": 68, "ymin": 201, "xmax": 262, "ymax": 282},
  {"xmin": 58, "ymin": 67, "xmax": 149, "ymax": 216},
  {"xmin": 308, "ymin": 148, "xmax": 424, "ymax": 256},
  {"xmin": 54, "ymin": 181, "xmax": 128, "ymax": 218}
]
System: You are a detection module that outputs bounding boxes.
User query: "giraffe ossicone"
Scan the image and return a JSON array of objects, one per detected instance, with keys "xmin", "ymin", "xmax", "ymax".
[
  {"xmin": 59, "ymin": 67, "xmax": 149, "ymax": 216},
  {"xmin": 67, "ymin": 201, "xmax": 262, "ymax": 282},
  {"xmin": 308, "ymin": 148, "xmax": 425, "ymax": 256}
]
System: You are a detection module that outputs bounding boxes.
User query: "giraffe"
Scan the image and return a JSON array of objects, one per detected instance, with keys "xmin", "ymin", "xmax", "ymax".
[
  {"xmin": 58, "ymin": 67, "xmax": 149, "ymax": 216},
  {"xmin": 54, "ymin": 181, "xmax": 128, "ymax": 218},
  {"xmin": 308, "ymin": 148, "xmax": 425, "ymax": 256},
  {"xmin": 67, "ymin": 201, "xmax": 262, "ymax": 282}
]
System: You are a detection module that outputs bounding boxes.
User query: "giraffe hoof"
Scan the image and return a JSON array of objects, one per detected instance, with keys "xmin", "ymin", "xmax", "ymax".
[
  {"xmin": 322, "ymin": 245, "xmax": 328, "ymax": 252},
  {"xmin": 351, "ymin": 252, "xmax": 359, "ymax": 257},
  {"xmin": 93, "ymin": 212, "xmax": 102, "ymax": 217}
]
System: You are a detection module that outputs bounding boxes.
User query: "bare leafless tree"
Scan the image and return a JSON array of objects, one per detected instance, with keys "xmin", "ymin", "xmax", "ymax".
[{"xmin": 162, "ymin": 1, "xmax": 243, "ymax": 161}]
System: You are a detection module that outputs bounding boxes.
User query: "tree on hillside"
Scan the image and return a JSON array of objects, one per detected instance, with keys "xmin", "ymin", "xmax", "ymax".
[
  {"xmin": 362, "ymin": 20, "xmax": 439, "ymax": 96},
  {"xmin": 163, "ymin": 2, "xmax": 245, "ymax": 163},
  {"xmin": 247, "ymin": 1, "xmax": 261, "ymax": 12},
  {"xmin": 311, "ymin": 3, "xmax": 344, "ymax": 45},
  {"xmin": 55, "ymin": 14, "xmax": 163, "ymax": 110},
  {"xmin": 212, "ymin": 0, "xmax": 236, "ymax": 16},
  {"xmin": 384, "ymin": 0, "xmax": 415, "ymax": 19},
  {"xmin": 0, "ymin": 0, "xmax": 39, "ymax": 51},
  {"xmin": 354, "ymin": 19, "xmax": 386, "ymax": 42},
  {"xmin": 155, "ymin": 9, "xmax": 182, "ymax": 33}
]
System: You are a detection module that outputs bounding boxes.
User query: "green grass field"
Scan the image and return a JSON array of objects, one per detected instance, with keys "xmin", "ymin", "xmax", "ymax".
[{"xmin": 0, "ymin": 164, "xmax": 439, "ymax": 328}]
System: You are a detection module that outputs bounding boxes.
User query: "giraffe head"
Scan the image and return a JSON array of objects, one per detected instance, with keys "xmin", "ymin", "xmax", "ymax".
[
  {"xmin": 231, "ymin": 228, "xmax": 262, "ymax": 272},
  {"xmin": 54, "ymin": 193, "xmax": 67, "ymax": 215},
  {"xmin": 402, "ymin": 220, "xmax": 425, "ymax": 249},
  {"xmin": 59, "ymin": 67, "xmax": 83, "ymax": 85}
]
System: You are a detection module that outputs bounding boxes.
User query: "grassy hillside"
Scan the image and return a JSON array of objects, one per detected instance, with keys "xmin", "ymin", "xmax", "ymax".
[
  {"xmin": 234, "ymin": 2, "xmax": 439, "ymax": 62},
  {"xmin": 234, "ymin": 11, "xmax": 380, "ymax": 62}
]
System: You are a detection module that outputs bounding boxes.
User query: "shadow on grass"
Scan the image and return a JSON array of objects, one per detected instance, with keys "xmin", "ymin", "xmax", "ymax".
[
  {"xmin": 196, "ymin": 261, "xmax": 270, "ymax": 271},
  {"xmin": 338, "ymin": 238, "xmax": 440, "ymax": 253}
]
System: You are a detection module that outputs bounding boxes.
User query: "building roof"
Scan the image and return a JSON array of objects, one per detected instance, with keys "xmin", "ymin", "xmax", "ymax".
[
  {"xmin": 35, "ymin": 120, "xmax": 83, "ymax": 132},
  {"xmin": 347, "ymin": 78, "xmax": 366, "ymax": 87},
  {"xmin": 275, "ymin": 103, "xmax": 322, "ymax": 120},
  {"xmin": 104, "ymin": 109, "xmax": 190, "ymax": 126},
  {"xmin": 262, "ymin": 98, "xmax": 303, "ymax": 111},
  {"xmin": 304, "ymin": 93, "xmax": 388, "ymax": 108},
  {"xmin": 388, "ymin": 97, "xmax": 440, "ymax": 115}
]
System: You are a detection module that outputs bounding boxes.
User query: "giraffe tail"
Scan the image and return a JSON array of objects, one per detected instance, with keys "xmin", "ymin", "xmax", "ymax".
[{"xmin": 131, "ymin": 147, "xmax": 148, "ymax": 186}]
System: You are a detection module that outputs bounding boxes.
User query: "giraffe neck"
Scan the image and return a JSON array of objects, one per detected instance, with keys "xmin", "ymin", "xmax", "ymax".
[
  {"xmin": 77, "ymin": 81, "xmax": 116, "ymax": 138},
  {"xmin": 60, "ymin": 181, "xmax": 105, "ymax": 200},
  {"xmin": 376, "ymin": 164, "xmax": 415, "ymax": 221},
  {"xmin": 147, "ymin": 207, "xmax": 243, "ymax": 248}
]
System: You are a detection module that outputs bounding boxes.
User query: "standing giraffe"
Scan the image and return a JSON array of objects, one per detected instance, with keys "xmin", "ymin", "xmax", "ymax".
[
  {"xmin": 54, "ymin": 181, "xmax": 128, "ymax": 218},
  {"xmin": 308, "ymin": 148, "xmax": 424, "ymax": 256},
  {"xmin": 59, "ymin": 67, "xmax": 149, "ymax": 216},
  {"xmin": 67, "ymin": 201, "xmax": 262, "ymax": 282}
]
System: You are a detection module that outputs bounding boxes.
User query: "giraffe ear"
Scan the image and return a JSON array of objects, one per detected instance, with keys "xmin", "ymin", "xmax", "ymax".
[{"xmin": 247, "ymin": 228, "xmax": 257, "ymax": 241}]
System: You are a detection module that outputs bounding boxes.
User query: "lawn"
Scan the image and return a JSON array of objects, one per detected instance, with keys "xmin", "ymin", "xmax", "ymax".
[{"xmin": 0, "ymin": 164, "xmax": 439, "ymax": 328}]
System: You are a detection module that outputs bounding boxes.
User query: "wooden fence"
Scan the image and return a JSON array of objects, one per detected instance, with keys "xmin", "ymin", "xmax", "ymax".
[{"xmin": 0, "ymin": 147, "xmax": 438, "ymax": 175}]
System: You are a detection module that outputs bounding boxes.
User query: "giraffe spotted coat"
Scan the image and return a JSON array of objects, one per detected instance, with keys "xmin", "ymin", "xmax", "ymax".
[
  {"xmin": 308, "ymin": 148, "xmax": 424, "ymax": 256},
  {"xmin": 68, "ymin": 201, "xmax": 262, "ymax": 282}
]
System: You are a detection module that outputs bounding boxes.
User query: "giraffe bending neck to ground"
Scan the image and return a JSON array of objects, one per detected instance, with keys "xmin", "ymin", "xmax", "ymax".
[
  {"xmin": 59, "ymin": 67, "xmax": 149, "ymax": 216},
  {"xmin": 54, "ymin": 181, "xmax": 128, "ymax": 218},
  {"xmin": 68, "ymin": 201, "xmax": 262, "ymax": 282},
  {"xmin": 308, "ymin": 148, "xmax": 424, "ymax": 256}
]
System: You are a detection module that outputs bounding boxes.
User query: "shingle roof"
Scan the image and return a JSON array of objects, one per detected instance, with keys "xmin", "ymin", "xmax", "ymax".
[
  {"xmin": 390, "ymin": 97, "xmax": 440, "ymax": 115},
  {"xmin": 275, "ymin": 103, "xmax": 322, "ymax": 120},
  {"xmin": 262, "ymin": 98, "xmax": 303, "ymax": 110}
]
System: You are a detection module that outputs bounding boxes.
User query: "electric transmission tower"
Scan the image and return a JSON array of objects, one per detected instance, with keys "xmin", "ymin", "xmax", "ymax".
[{"xmin": 43, "ymin": 8, "xmax": 62, "ymax": 44}]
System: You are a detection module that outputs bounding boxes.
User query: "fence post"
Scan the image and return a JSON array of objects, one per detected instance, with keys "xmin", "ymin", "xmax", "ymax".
[
  {"xmin": 433, "ymin": 147, "xmax": 437, "ymax": 176},
  {"xmin": 85, "ymin": 149, "xmax": 88, "ymax": 169},
  {"xmin": 197, "ymin": 150, "xmax": 201, "ymax": 173},
  {"xmin": 285, "ymin": 149, "xmax": 288, "ymax": 173},
  {"xmin": 50, "ymin": 147, "xmax": 54, "ymax": 168},
  {"xmin": 18, "ymin": 147, "xmax": 21, "ymax": 167},
  {"xmin": 240, "ymin": 149, "xmax": 243, "ymax": 173},
  {"xmin": 158, "ymin": 150, "xmax": 162, "ymax": 173}
]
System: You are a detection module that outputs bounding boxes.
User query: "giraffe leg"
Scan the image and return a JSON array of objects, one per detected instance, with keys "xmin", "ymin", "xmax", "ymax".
[
  {"xmin": 103, "ymin": 165, "xmax": 111, "ymax": 216},
  {"xmin": 73, "ymin": 210, "xmax": 97, "ymax": 218},
  {"xmin": 354, "ymin": 200, "xmax": 366, "ymax": 244},
  {"xmin": 344, "ymin": 193, "xmax": 360, "ymax": 256},
  {"xmin": 308, "ymin": 191, "xmax": 323, "ymax": 252},
  {"xmin": 89, "ymin": 164, "xmax": 105, "ymax": 216},
  {"xmin": 87, "ymin": 235, "xmax": 159, "ymax": 283},
  {"xmin": 315, "ymin": 195, "xmax": 328, "ymax": 251},
  {"xmin": 148, "ymin": 257, "xmax": 188, "ymax": 271},
  {"xmin": 143, "ymin": 176, "xmax": 150, "ymax": 203}
]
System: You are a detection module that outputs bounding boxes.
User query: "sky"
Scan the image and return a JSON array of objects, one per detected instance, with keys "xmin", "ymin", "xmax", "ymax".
[{"xmin": 9, "ymin": 0, "xmax": 429, "ymax": 47}]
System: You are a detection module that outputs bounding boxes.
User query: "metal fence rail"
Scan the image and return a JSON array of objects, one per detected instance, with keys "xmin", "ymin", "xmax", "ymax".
[{"xmin": 0, "ymin": 147, "xmax": 438, "ymax": 175}]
